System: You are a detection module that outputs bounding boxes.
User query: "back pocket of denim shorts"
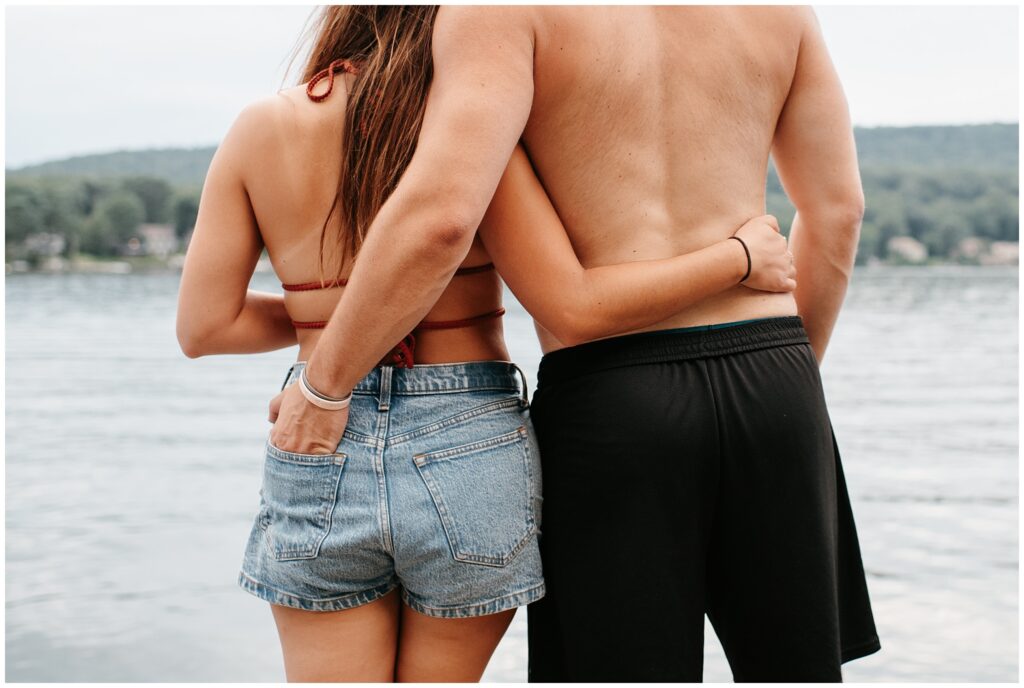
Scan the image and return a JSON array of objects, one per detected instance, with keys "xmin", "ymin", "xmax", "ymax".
[
  {"xmin": 413, "ymin": 426, "xmax": 534, "ymax": 567},
  {"xmin": 259, "ymin": 441, "xmax": 346, "ymax": 561}
]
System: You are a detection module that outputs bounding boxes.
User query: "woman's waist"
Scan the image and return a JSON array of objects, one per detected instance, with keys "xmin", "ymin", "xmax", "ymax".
[
  {"xmin": 296, "ymin": 320, "xmax": 510, "ymax": 366},
  {"xmin": 283, "ymin": 356, "xmax": 525, "ymax": 398}
]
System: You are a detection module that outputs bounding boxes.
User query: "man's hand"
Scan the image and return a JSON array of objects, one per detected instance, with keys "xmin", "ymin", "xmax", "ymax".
[
  {"xmin": 268, "ymin": 383, "xmax": 350, "ymax": 455},
  {"xmin": 733, "ymin": 214, "xmax": 797, "ymax": 293}
]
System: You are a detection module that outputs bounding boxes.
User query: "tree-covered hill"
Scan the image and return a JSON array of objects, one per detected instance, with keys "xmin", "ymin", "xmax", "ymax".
[
  {"xmin": 852, "ymin": 123, "xmax": 1017, "ymax": 172},
  {"xmin": 5, "ymin": 123, "xmax": 1019, "ymax": 265},
  {"xmin": 8, "ymin": 147, "xmax": 216, "ymax": 189},
  {"xmin": 8, "ymin": 123, "xmax": 1016, "ymax": 185}
]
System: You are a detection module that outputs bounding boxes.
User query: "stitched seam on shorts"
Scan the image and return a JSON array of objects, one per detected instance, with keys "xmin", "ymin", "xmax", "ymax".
[
  {"xmin": 413, "ymin": 427, "xmax": 534, "ymax": 567},
  {"xmin": 412, "ymin": 426, "xmax": 525, "ymax": 463},
  {"xmin": 260, "ymin": 460, "xmax": 345, "ymax": 559},
  {"xmin": 265, "ymin": 441, "xmax": 346, "ymax": 465},
  {"xmin": 401, "ymin": 581, "xmax": 545, "ymax": 618},
  {"xmin": 388, "ymin": 397, "xmax": 523, "ymax": 447},
  {"xmin": 841, "ymin": 636, "xmax": 882, "ymax": 661},
  {"xmin": 392, "ymin": 385, "xmax": 519, "ymax": 396}
]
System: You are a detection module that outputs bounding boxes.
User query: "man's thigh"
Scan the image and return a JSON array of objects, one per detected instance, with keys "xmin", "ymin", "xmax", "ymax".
[
  {"xmin": 705, "ymin": 343, "xmax": 844, "ymax": 681},
  {"xmin": 527, "ymin": 362, "xmax": 718, "ymax": 682}
]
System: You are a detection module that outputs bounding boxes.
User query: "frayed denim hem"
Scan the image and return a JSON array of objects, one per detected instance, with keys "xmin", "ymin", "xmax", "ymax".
[
  {"xmin": 402, "ymin": 581, "xmax": 546, "ymax": 618},
  {"xmin": 238, "ymin": 570, "xmax": 399, "ymax": 612}
]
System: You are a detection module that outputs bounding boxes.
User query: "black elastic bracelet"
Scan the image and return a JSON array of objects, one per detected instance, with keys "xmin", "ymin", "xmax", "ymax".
[{"xmin": 729, "ymin": 236, "xmax": 752, "ymax": 283}]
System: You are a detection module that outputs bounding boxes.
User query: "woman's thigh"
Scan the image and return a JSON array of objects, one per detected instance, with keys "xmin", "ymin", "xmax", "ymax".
[
  {"xmin": 270, "ymin": 589, "xmax": 401, "ymax": 682},
  {"xmin": 395, "ymin": 604, "xmax": 516, "ymax": 682}
]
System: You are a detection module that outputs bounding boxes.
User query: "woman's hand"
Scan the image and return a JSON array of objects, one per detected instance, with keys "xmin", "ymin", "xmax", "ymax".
[
  {"xmin": 268, "ymin": 383, "xmax": 350, "ymax": 456},
  {"xmin": 733, "ymin": 214, "xmax": 797, "ymax": 293}
]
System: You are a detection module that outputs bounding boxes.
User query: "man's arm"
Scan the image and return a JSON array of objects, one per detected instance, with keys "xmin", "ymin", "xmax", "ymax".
[
  {"xmin": 479, "ymin": 146, "xmax": 795, "ymax": 347},
  {"xmin": 304, "ymin": 7, "xmax": 536, "ymax": 395},
  {"xmin": 771, "ymin": 8, "xmax": 865, "ymax": 363}
]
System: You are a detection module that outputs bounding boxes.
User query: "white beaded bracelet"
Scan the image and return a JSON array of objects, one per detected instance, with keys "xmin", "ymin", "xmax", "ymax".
[{"xmin": 299, "ymin": 367, "xmax": 352, "ymax": 411}]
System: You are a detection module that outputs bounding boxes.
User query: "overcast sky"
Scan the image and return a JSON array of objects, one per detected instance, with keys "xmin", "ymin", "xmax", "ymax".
[{"xmin": 4, "ymin": 4, "xmax": 1019, "ymax": 168}]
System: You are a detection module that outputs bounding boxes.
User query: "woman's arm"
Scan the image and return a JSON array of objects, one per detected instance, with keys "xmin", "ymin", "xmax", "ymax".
[
  {"xmin": 477, "ymin": 146, "xmax": 795, "ymax": 347},
  {"xmin": 176, "ymin": 105, "xmax": 297, "ymax": 358}
]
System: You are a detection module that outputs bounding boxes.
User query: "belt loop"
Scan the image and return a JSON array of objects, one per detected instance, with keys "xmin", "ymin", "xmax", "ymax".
[
  {"xmin": 513, "ymin": 363, "xmax": 530, "ymax": 406},
  {"xmin": 378, "ymin": 366, "xmax": 393, "ymax": 411},
  {"xmin": 281, "ymin": 361, "xmax": 304, "ymax": 391}
]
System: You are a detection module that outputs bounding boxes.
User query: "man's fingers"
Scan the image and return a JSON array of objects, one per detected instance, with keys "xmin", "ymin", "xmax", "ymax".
[{"xmin": 761, "ymin": 214, "xmax": 780, "ymax": 232}]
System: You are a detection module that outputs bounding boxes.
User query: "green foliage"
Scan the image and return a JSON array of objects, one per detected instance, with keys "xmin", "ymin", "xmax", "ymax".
[
  {"xmin": 79, "ymin": 191, "xmax": 145, "ymax": 256},
  {"xmin": 7, "ymin": 146, "xmax": 217, "ymax": 187},
  {"xmin": 5, "ymin": 183, "xmax": 44, "ymax": 245},
  {"xmin": 173, "ymin": 193, "xmax": 200, "ymax": 239},
  {"xmin": 121, "ymin": 176, "xmax": 174, "ymax": 223},
  {"xmin": 765, "ymin": 124, "xmax": 1018, "ymax": 264},
  {"xmin": 854, "ymin": 123, "xmax": 1017, "ymax": 172},
  {"xmin": 3, "ymin": 123, "xmax": 1019, "ymax": 262}
]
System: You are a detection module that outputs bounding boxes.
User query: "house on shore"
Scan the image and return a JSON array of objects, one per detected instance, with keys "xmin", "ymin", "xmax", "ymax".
[{"xmin": 128, "ymin": 224, "xmax": 179, "ymax": 258}]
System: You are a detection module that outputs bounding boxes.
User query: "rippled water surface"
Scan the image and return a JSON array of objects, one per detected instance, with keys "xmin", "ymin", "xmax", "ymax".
[{"xmin": 5, "ymin": 266, "xmax": 1018, "ymax": 681}]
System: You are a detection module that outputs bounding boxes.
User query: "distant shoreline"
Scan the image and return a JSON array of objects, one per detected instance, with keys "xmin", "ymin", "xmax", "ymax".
[{"xmin": 5, "ymin": 254, "xmax": 1018, "ymax": 277}]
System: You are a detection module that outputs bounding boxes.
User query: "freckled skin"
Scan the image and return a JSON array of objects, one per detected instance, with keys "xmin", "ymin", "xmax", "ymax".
[{"xmin": 522, "ymin": 6, "xmax": 811, "ymax": 351}]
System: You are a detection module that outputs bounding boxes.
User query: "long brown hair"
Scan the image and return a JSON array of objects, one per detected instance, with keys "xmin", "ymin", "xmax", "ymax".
[{"xmin": 300, "ymin": 5, "xmax": 439, "ymax": 278}]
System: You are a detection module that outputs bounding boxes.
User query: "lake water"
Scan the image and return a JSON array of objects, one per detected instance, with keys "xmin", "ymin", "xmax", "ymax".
[{"xmin": 5, "ymin": 266, "xmax": 1018, "ymax": 682}]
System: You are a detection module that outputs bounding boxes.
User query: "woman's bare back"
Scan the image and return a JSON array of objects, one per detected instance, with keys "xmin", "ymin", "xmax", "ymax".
[{"xmin": 237, "ymin": 76, "xmax": 509, "ymax": 363}]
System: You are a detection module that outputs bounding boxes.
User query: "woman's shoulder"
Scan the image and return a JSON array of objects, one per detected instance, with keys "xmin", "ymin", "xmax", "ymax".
[
  {"xmin": 226, "ymin": 89, "xmax": 298, "ymax": 145},
  {"xmin": 218, "ymin": 84, "xmax": 337, "ymax": 167},
  {"xmin": 236, "ymin": 83, "xmax": 346, "ymax": 141}
]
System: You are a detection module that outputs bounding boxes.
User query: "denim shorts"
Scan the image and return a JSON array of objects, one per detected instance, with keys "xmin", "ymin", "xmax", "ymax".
[{"xmin": 238, "ymin": 360, "xmax": 545, "ymax": 618}]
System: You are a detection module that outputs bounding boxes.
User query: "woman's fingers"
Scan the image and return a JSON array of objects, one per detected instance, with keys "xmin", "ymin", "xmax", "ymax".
[
  {"xmin": 758, "ymin": 214, "xmax": 781, "ymax": 232},
  {"xmin": 268, "ymin": 389, "xmax": 285, "ymax": 423}
]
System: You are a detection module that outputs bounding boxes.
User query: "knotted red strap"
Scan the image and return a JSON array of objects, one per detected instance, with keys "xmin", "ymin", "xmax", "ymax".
[
  {"xmin": 388, "ymin": 334, "xmax": 418, "ymax": 369},
  {"xmin": 306, "ymin": 58, "xmax": 359, "ymax": 103}
]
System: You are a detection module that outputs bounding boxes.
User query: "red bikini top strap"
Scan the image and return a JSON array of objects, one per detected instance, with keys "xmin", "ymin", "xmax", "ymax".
[
  {"xmin": 289, "ymin": 307, "xmax": 505, "ymax": 332},
  {"xmin": 306, "ymin": 58, "xmax": 360, "ymax": 103},
  {"xmin": 282, "ymin": 277, "xmax": 349, "ymax": 292},
  {"xmin": 453, "ymin": 262, "xmax": 495, "ymax": 276}
]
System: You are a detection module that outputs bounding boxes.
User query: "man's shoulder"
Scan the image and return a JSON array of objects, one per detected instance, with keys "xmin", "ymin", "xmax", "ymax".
[
  {"xmin": 436, "ymin": 5, "xmax": 536, "ymax": 26},
  {"xmin": 432, "ymin": 6, "xmax": 537, "ymax": 68},
  {"xmin": 767, "ymin": 5, "xmax": 818, "ymax": 38},
  {"xmin": 434, "ymin": 5, "xmax": 536, "ymax": 46}
]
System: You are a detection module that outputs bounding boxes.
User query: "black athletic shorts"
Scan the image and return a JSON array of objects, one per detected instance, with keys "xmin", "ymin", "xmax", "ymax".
[{"xmin": 526, "ymin": 316, "xmax": 880, "ymax": 682}]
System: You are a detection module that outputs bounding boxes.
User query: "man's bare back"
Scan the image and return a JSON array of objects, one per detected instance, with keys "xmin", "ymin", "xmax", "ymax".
[
  {"xmin": 294, "ymin": 1, "xmax": 861, "ymax": 400},
  {"xmin": 523, "ymin": 6, "xmax": 806, "ymax": 349}
]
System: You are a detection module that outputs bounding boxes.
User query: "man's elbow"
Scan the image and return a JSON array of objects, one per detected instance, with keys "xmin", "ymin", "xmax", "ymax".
[
  {"xmin": 425, "ymin": 208, "xmax": 477, "ymax": 251},
  {"xmin": 838, "ymin": 192, "xmax": 866, "ymax": 235},
  {"xmin": 408, "ymin": 208, "xmax": 479, "ymax": 273},
  {"xmin": 798, "ymin": 192, "xmax": 865, "ymax": 240},
  {"xmin": 399, "ymin": 183, "xmax": 479, "ymax": 250}
]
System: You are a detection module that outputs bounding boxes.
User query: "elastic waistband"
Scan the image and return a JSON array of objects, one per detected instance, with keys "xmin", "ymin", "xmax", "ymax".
[
  {"xmin": 283, "ymin": 360, "xmax": 528, "ymax": 400},
  {"xmin": 537, "ymin": 316, "xmax": 809, "ymax": 388}
]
